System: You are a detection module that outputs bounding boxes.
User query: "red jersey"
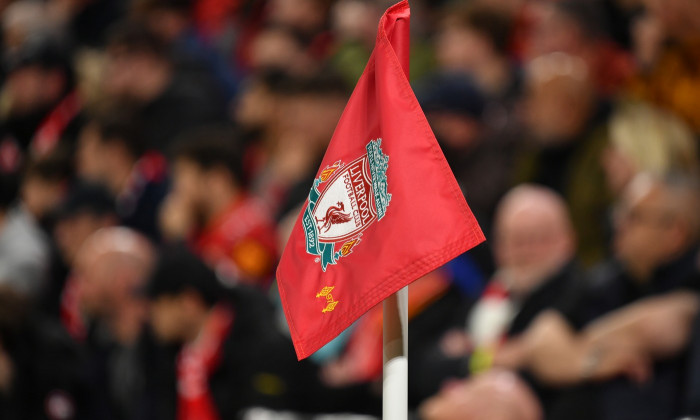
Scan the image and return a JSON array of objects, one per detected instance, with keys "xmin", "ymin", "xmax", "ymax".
[{"xmin": 194, "ymin": 196, "xmax": 278, "ymax": 289}]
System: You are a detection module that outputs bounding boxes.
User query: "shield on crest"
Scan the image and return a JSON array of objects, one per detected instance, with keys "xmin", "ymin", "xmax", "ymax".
[{"xmin": 312, "ymin": 156, "xmax": 377, "ymax": 244}]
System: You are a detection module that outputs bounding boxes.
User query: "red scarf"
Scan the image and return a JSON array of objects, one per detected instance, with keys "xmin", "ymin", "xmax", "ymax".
[
  {"xmin": 177, "ymin": 305, "xmax": 234, "ymax": 420},
  {"xmin": 60, "ymin": 275, "xmax": 86, "ymax": 341},
  {"xmin": 30, "ymin": 90, "xmax": 82, "ymax": 157}
]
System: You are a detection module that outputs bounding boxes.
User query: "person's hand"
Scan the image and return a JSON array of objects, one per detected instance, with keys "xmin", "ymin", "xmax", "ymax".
[
  {"xmin": 419, "ymin": 370, "xmax": 543, "ymax": 420},
  {"xmin": 493, "ymin": 337, "xmax": 530, "ymax": 370},
  {"xmin": 580, "ymin": 344, "xmax": 652, "ymax": 384}
]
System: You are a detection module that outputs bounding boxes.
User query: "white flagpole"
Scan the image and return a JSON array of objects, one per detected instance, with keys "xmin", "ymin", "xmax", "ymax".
[{"xmin": 383, "ymin": 286, "xmax": 409, "ymax": 419}]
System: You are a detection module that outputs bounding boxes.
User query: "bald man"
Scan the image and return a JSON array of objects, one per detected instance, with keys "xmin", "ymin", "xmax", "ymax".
[
  {"xmin": 410, "ymin": 184, "xmax": 580, "ymax": 405},
  {"xmin": 491, "ymin": 184, "xmax": 576, "ymax": 298},
  {"xmin": 468, "ymin": 184, "xmax": 578, "ymax": 353},
  {"xmin": 72, "ymin": 228, "xmax": 158, "ymax": 420},
  {"xmin": 74, "ymin": 227, "xmax": 154, "ymax": 345}
]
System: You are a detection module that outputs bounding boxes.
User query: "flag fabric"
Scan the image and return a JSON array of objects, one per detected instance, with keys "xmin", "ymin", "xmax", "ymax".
[{"xmin": 276, "ymin": 0, "xmax": 485, "ymax": 360}]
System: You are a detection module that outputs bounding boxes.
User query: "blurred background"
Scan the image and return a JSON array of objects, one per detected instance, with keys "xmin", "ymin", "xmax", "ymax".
[{"xmin": 0, "ymin": 0, "xmax": 699, "ymax": 419}]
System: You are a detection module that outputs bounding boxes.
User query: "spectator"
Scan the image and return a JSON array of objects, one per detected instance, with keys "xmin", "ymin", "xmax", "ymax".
[
  {"xmin": 416, "ymin": 72, "xmax": 515, "ymax": 245},
  {"xmin": 517, "ymin": 52, "xmax": 611, "ymax": 265},
  {"xmin": 247, "ymin": 25, "xmax": 317, "ymax": 76},
  {"xmin": 20, "ymin": 151, "xmax": 73, "ymax": 226},
  {"xmin": 251, "ymin": 71, "xmax": 348, "ymax": 219},
  {"xmin": 161, "ymin": 128, "xmax": 278, "ymax": 288},
  {"xmin": 52, "ymin": 182, "xmax": 118, "ymax": 337},
  {"xmin": 102, "ymin": 21, "xmax": 226, "ymax": 152},
  {"xmin": 145, "ymin": 244, "xmax": 315, "ymax": 418},
  {"xmin": 76, "ymin": 107, "xmax": 169, "ymax": 241},
  {"xmin": 526, "ymin": 0, "xmax": 635, "ymax": 95},
  {"xmin": 0, "ymin": 36, "xmax": 82, "ymax": 165},
  {"xmin": 133, "ymin": 0, "xmax": 240, "ymax": 102},
  {"xmin": 409, "ymin": 185, "xmax": 578, "ymax": 407},
  {"xmin": 71, "ymin": 227, "xmax": 155, "ymax": 420},
  {"xmin": 434, "ymin": 3, "xmax": 520, "ymax": 107},
  {"xmin": 0, "ymin": 286, "xmax": 88, "ymax": 420},
  {"xmin": 0, "ymin": 153, "xmax": 72, "ymax": 299},
  {"xmin": 234, "ymin": 68, "xmax": 289, "ymax": 138},
  {"xmin": 53, "ymin": 182, "xmax": 117, "ymax": 267}
]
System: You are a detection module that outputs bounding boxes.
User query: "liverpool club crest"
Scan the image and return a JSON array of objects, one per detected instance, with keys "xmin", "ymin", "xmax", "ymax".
[{"xmin": 302, "ymin": 139, "xmax": 391, "ymax": 271}]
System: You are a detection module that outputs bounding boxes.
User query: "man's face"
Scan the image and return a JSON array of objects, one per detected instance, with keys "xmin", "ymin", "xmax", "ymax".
[
  {"xmin": 493, "ymin": 192, "xmax": 574, "ymax": 295},
  {"xmin": 235, "ymin": 82, "xmax": 275, "ymax": 129},
  {"xmin": 614, "ymin": 182, "xmax": 684, "ymax": 274},
  {"xmin": 277, "ymin": 94, "xmax": 345, "ymax": 148},
  {"xmin": 149, "ymin": 295, "xmax": 185, "ymax": 343},
  {"xmin": 249, "ymin": 29, "xmax": 305, "ymax": 71},
  {"xmin": 73, "ymin": 253, "xmax": 113, "ymax": 318},
  {"xmin": 526, "ymin": 4, "xmax": 586, "ymax": 59},
  {"xmin": 495, "ymin": 210, "xmax": 571, "ymax": 294},
  {"xmin": 523, "ymin": 77, "xmax": 585, "ymax": 144},
  {"xmin": 6, "ymin": 66, "xmax": 55, "ymax": 115},
  {"xmin": 268, "ymin": 0, "xmax": 326, "ymax": 32},
  {"xmin": 102, "ymin": 48, "xmax": 157, "ymax": 102},
  {"xmin": 171, "ymin": 159, "xmax": 207, "ymax": 215},
  {"xmin": 436, "ymin": 24, "xmax": 493, "ymax": 73},
  {"xmin": 76, "ymin": 124, "xmax": 109, "ymax": 182},
  {"xmin": 54, "ymin": 213, "xmax": 111, "ymax": 265},
  {"xmin": 21, "ymin": 176, "xmax": 66, "ymax": 220}
]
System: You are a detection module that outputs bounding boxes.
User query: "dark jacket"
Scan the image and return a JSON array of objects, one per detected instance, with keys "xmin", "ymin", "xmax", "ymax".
[{"xmin": 550, "ymin": 249, "xmax": 700, "ymax": 420}]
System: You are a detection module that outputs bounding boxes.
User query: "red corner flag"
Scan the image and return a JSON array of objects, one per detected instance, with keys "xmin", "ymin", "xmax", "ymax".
[{"xmin": 276, "ymin": 0, "xmax": 485, "ymax": 360}]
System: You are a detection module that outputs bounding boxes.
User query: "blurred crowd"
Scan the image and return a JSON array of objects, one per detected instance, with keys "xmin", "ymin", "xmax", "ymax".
[{"xmin": 0, "ymin": 0, "xmax": 699, "ymax": 419}]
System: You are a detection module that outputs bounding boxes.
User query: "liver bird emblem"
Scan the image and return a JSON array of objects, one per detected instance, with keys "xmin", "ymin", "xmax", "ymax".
[{"xmin": 316, "ymin": 202, "xmax": 352, "ymax": 233}]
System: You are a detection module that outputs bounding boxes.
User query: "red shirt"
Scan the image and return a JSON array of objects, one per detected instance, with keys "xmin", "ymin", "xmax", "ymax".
[{"xmin": 194, "ymin": 196, "xmax": 278, "ymax": 289}]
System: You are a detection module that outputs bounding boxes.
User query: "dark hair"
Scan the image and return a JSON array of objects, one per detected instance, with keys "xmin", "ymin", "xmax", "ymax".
[
  {"xmin": 146, "ymin": 243, "xmax": 224, "ymax": 307},
  {"xmin": 106, "ymin": 21, "xmax": 170, "ymax": 60},
  {"xmin": 5, "ymin": 35, "xmax": 74, "ymax": 88},
  {"xmin": 24, "ymin": 151, "xmax": 73, "ymax": 184},
  {"xmin": 276, "ymin": 69, "xmax": 350, "ymax": 99},
  {"xmin": 443, "ymin": 3, "xmax": 513, "ymax": 55},
  {"xmin": 258, "ymin": 23, "xmax": 314, "ymax": 50},
  {"xmin": 171, "ymin": 126, "xmax": 247, "ymax": 187},
  {"xmin": 554, "ymin": 0, "xmax": 610, "ymax": 40},
  {"xmin": 91, "ymin": 107, "xmax": 146, "ymax": 158},
  {"xmin": 0, "ymin": 175, "xmax": 19, "ymax": 211},
  {"xmin": 417, "ymin": 72, "xmax": 486, "ymax": 119},
  {"xmin": 53, "ymin": 181, "xmax": 116, "ymax": 220}
]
